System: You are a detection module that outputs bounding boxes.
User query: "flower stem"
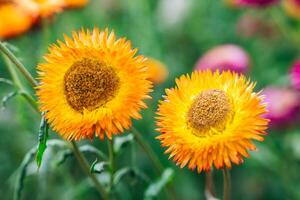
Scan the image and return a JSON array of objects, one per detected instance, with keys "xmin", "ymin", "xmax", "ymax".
[
  {"xmin": 0, "ymin": 41, "xmax": 38, "ymax": 88},
  {"xmin": 205, "ymin": 169, "xmax": 217, "ymax": 199},
  {"xmin": 3, "ymin": 55, "xmax": 24, "ymax": 90},
  {"xmin": 108, "ymin": 139, "xmax": 115, "ymax": 192},
  {"xmin": 0, "ymin": 40, "xmax": 109, "ymax": 199},
  {"xmin": 131, "ymin": 127, "xmax": 177, "ymax": 200},
  {"xmin": 2, "ymin": 55, "xmax": 38, "ymax": 111},
  {"xmin": 223, "ymin": 168, "xmax": 231, "ymax": 200},
  {"xmin": 131, "ymin": 126, "xmax": 163, "ymax": 174},
  {"xmin": 19, "ymin": 92, "xmax": 39, "ymax": 111},
  {"xmin": 70, "ymin": 141, "xmax": 109, "ymax": 200}
]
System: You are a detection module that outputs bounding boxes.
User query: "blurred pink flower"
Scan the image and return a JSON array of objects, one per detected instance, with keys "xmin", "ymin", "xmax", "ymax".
[
  {"xmin": 194, "ymin": 44, "xmax": 250, "ymax": 74},
  {"xmin": 262, "ymin": 87, "xmax": 300, "ymax": 126},
  {"xmin": 225, "ymin": 0, "xmax": 279, "ymax": 7},
  {"xmin": 240, "ymin": 0, "xmax": 279, "ymax": 6},
  {"xmin": 290, "ymin": 60, "xmax": 300, "ymax": 90}
]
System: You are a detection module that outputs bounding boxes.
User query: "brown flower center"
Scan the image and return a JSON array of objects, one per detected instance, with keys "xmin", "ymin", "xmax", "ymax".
[
  {"xmin": 0, "ymin": 0, "xmax": 11, "ymax": 4},
  {"xmin": 64, "ymin": 58, "xmax": 120, "ymax": 112},
  {"xmin": 187, "ymin": 89, "xmax": 231, "ymax": 134}
]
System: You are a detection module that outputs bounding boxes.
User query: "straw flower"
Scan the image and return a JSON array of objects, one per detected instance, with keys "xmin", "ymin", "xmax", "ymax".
[
  {"xmin": 156, "ymin": 71, "xmax": 269, "ymax": 172},
  {"xmin": 37, "ymin": 28, "xmax": 152, "ymax": 140}
]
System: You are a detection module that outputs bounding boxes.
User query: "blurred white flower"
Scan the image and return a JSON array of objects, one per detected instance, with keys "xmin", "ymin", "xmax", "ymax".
[{"xmin": 157, "ymin": 0, "xmax": 193, "ymax": 28}]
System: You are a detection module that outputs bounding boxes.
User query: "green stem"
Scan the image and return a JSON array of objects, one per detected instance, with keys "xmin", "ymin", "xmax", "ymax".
[
  {"xmin": 2, "ymin": 53, "xmax": 38, "ymax": 111},
  {"xmin": 131, "ymin": 127, "xmax": 164, "ymax": 174},
  {"xmin": 3, "ymin": 55, "xmax": 24, "ymax": 90},
  {"xmin": 0, "ymin": 40, "xmax": 109, "ymax": 200},
  {"xmin": 0, "ymin": 41, "xmax": 38, "ymax": 87},
  {"xmin": 205, "ymin": 169, "xmax": 217, "ymax": 199},
  {"xmin": 19, "ymin": 92, "xmax": 39, "ymax": 111},
  {"xmin": 70, "ymin": 141, "xmax": 109, "ymax": 200},
  {"xmin": 223, "ymin": 168, "xmax": 231, "ymax": 200},
  {"xmin": 108, "ymin": 139, "xmax": 115, "ymax": 192},
  {"xmin": 131, "ymin": 127, "xmax": 177, "ymax": 200}
]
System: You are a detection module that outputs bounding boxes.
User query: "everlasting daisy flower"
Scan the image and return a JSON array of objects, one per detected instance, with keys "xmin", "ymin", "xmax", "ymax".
[
  {"xmin": 63, "ymin": 0, "xmax": 89, "ymax": 8},
  {"xmin": 290, "ymin": 60, "xmax": 300, "ymax": 90},
  {"xmin": 156, "ymin": 71, "xmax": 268, "ymax": 172},
  {"xmin": 0, "ymin": 2, "xmax": 36, "ymax": 39},
  {"xmin": 145, "ymin": 58, "xmax": 169, "ymax": 84},
  {"xmin": 37, "ymin": 28, "xmax": 152, "ymax": 140},
  {"xmin": 195, "ymin": 45, "xmax": 250, "ymax": 74},
  {"xmin": 262, "ymin": 87, "xmax": 300, "ymax": 126},
  {"xmin": 283, "ymin": 0, "xmax": 300, "ymax": 19}
]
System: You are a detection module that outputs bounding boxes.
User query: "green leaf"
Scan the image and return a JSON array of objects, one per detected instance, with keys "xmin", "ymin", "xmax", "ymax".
[
  {"xmin": 14, "ymin": 147, "xmax": 36, "ymax": 200},
  {"xmin": 144, "ymin": 168, "xmax": 174, "ymax": 199},
  {"xmin": 79, "ymin": 145, "xmax": 107, "ymax": 160},
  {"xmin": 1, "ymin": 91, "xmax": 18, "ymax": 110},
  {"xmin": 36, "ymin": 114, "xmax": 49, "ymax": 168},
  {"xmin": 55, "ymin": 144, "xmax": 107, "ymax": 167},
  {"xmin": 55, "ymin": 149, "xmax": 72, "ymax": 166},
  {"xmin": 0, "ymin": 78, "xmax": 13, "ymax": 86},
  {"xmin": 90, "ymin": 160, "xmax": 109, "ymax": 174},
  {"xmin": 113, "ymin": 134, "xmax": 134, "ymax": 153},
  {"xmin": 113, "ymin": 167, "xmax": 150, "ymax": 186}
]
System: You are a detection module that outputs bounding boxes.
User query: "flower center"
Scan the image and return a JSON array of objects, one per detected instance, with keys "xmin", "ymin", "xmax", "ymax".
[
  {"xmin": 0, "ymin": 0, "xmax": 11, "ymax": 4},
  {"xmin": 187, "ymin": 89, "xmax": 231, "ymax": 135},
  {"xmin": 64, "ymin": 58, "xmax": 120, "ymax": 112}
]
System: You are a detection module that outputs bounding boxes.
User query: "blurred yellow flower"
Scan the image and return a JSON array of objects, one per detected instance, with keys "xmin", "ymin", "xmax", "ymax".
[
  {"xmin": 0, "ymin": 3, "xmax": 36, "ymax": 39},
  {"xmin": 283, "ymin": 0, "xmax": 300, "ymax": 19},
  {"xmin": 145, "ymin": 58, "xmax": 168, "ymax": 84},
  {"xmin": 37, "ymin": 28, "xmax": 152, "ymax": 140},
  {"xmin": 224, "ymin": 0, "xmax": 241, "ymax": 7},
  {"xmin": 156, "ymin": 71, "xmax": 268, "ymax": 172},
  {"xmin": 19, "ymin": 0, "xmax": 64, "ymax": 17},
  {"xmin": 64, "ymin": 0, "xmax": 89, "ymax": 8}
]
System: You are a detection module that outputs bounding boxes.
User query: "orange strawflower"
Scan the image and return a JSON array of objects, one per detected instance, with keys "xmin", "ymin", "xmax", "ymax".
[
  {"xmin": 37, "ymin": 28, "xmax": 152, "ymax": 140},
  {"xmin": 156, "ymin": 71, "xmax": 269, "ymax": 172},
  {"xmin": 18, "ymin": 0, "xmax": 64, "ymax": 18},
  {"xmin": 63, "ymin": 0, "xmax": 89, "ymax": 8},
  {"xmin": 145, "ymin": 58, "xmax": 168, "ymax": 84},
  {"xmin": 0, "ymin": 2, "xmax": 36, "ymax": 39}
]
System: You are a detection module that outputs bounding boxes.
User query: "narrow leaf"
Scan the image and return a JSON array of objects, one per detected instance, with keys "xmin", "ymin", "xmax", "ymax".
[
  {"xmin": 1, "ymin": 91, "xmax": 18, "ymax": 110},
  {"xmin": 113, "ymin": 167, "xmax": 150, "ymax": 186},
  {"xmin": 144, "ymin": 168, "xmax": 174, "ymax": 199},
  {"xmin": 114, "ymin": 134, "xmax": 134, "ymax": 153},
  {"xmin": 36, "ymin": 114, "xmax": 49, "ymax": 168},
  {"xmin": 79, "ymin": 145, "xmax": 108, "ymax": 160},
  {"xmin": 0, "ymin": 78, "xmax": 13, "ymax": 86},
  {"xmin": 90, "ymin": 160, "xmax": 109, "ymax": 174},
  {"xmin": 14, "ymin": 147, "xmax": 36, "ymax": 200},
  {"xmin": 55, "ymin": 149, "xmax": 72, "ymax": 166},
  {"xmin": 55, "ymin": 144, "xmax": 107, "ymax": 166}
]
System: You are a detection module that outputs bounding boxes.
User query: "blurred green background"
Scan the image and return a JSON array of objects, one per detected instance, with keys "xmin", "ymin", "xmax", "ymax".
[{"xmin": 1, "ymin": 0, "xmax": 300, "ymax": 199}]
